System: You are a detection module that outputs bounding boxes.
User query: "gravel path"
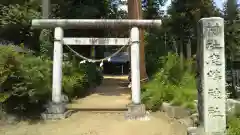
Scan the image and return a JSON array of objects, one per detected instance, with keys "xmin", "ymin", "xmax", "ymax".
[{"xmin": 0, "ymin": 75, "xmax": 187, "ymax": 135}]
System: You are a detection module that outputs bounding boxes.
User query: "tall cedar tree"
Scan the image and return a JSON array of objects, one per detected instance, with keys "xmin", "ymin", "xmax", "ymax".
[{"xmin": 167, "ymin": 0, "xmax": 219, "ymax": 61}]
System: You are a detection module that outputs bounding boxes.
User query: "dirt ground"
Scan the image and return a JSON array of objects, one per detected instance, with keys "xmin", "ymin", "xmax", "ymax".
[{"xmin": 0, "ymin": 75, "xmax": 187, "ymax": 135}]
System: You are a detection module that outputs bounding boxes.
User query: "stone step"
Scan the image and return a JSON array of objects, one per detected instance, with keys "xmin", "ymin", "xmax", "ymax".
[{"xmin": 66, "ymin": 107, "xmax": 127, "ymax": 113}]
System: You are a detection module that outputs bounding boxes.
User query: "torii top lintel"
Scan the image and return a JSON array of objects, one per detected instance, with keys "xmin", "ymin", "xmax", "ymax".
[{"xmin": 31, "ymin": 19, "xmax": 162, "ymax": 29}]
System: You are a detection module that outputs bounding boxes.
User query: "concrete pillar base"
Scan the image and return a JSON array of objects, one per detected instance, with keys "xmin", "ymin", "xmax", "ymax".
[
  {"xmin": 125, "ymin": 103, "xmax": 147, "ymax": 120},
  {"xmin": 41, "ymin": 102, "xmax": 71, "ymax": 120}
]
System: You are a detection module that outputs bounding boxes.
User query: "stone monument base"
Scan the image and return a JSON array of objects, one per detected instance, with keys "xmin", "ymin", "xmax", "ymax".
[
  {"xmin": 41, "ymin": 102, "xmax": 71, "ymax": 120},
  {"xmin": 187, "ymin": 127, "xmax": 204, "ymax": 135},
  {"xmin": 125, "ymin": 103, "xmax": 147, "ymax": 120},
  {"xmin": 187, "ymin": 126, "xmax": 226, "ymax": 135}
]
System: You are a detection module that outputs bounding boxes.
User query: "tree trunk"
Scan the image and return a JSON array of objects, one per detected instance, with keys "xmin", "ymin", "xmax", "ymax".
[
  {"xmin": 187, "ymin": 38, "xmax": 191, "ymax": 59},
  {"xmin": 42, "ymin": 0, "xmax": 50, "ymax": 18},
  {"xmin": 187, "ymin": 38, "xmax": 192, "ymax": 71},
  {"xmin": 128, "ymin": 0, "xmax": 148, "ymax": 82},
  {"xmin": 179, "ymin": 39, "xmax": 184, "ymax": 70},
  {"xmin": 230, "ymin": 54, "xmax": 238, "ymax": 98}
]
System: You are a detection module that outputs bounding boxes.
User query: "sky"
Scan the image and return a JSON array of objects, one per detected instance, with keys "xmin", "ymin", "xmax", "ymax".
[
  {"xmin": 161, "ymin": 0, "xmax": 240, "ymax": 11},
  {"xmin": 161, "ymin": 0, "xmax": 225, "ymax": 11},
  {"xmin": 119, "ymin": 0, "xmax": 240, "ymax": 12}
]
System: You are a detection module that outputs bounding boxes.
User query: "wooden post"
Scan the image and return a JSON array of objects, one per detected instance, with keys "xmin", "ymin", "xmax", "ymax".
[
  {"xmin": 128, "ymin": 0, "xmax": 148, "ymax": 82},
  {"xmin": 42, "ymin": 0, "xmax": 50, "ymax": 19}
]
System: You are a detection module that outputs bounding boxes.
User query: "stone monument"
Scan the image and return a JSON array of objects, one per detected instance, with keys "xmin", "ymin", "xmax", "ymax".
[{"xmin": 188, "ymin": 17, "xmax": 226, "ymax": 135}]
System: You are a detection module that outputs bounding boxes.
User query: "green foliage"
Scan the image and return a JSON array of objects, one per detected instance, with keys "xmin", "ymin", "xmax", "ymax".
[
  {"xmin": 142, "ymin": 53, "xmax": 196, "ymax": 111},
  {"xmin": 84, "ymin": 63, "xmax": 103, "ymax": 87},
  {"xmin": 0, "ymin": 4, "xmax": 39, "ymax": 25},
  {"xmin": 13, "ymin": 55, "xmax": 52, "ymax": 101},
  {"xmin": 145, "ymin": 30, "xmax": 168, "ymax": 76},
  {"xmin": 0, "ymin": 45, "xmax": 102, "ymax": 114},
  {"xmin": 226, "ymin": 103, "xmax": 240, "ymax": 134},
  {"xmin": 227, "ymin": 116, "xmax": 240, "ymax": 135},
  {"xmin": 224, "ymin": 0, "xmax": 240, "ymax": 59},
  {"xmin": 0, "ymin": 0, "xmax": 115, "ymax": 55},
  {"xmin": 165, "ymin": 0, "xmax": 220, "ymax": 63},
  {"xmin": 39, "ymin": 29, "xmax": 53, "ymax": 56},
  {"xmin": 0, "ymin": 46, "xmax": 21, "ymax": 103},
  {"xmin": 62, "ymin": 61, "xmax": 102, "ymax": 99},
  {"xmin": 143, "ymin": 0, "xmax": 167, "ymax": 19},
  {"xmin": 223, "ymin": 0, "xmax": 240, "ymax": 99},
  {"xmin": 141, "ymin": 80, "xmax": 174, "ymax": 111},
  {"xmin": 0, "ymin": 3, "xmax": 41, "ymax": 45},
  {"xmin": 62, "ymin": 62, "xmax": 87, "ymax": 99},
  {"xmin": 0, "ymin": 45, "xmax": 52, "ymax": 104}
]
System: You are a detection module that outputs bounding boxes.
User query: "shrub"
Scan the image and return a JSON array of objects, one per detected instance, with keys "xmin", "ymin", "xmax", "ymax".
[
  {"xmin": 13, "ymin": 55, "xmax": 52, "ymax": 102},
  {"xmin": 141, "ymin": 81, "xmax": 163, "ymax": 111},
  {"xmin": 227, "ymin": 106, "xmax": 240, "ymax": 135},
  {"xmin": 62, "ymin": 61, "xmax": 88, "ymax": 99},
  {"xmin": 0, "ymin": 45, "xmax": 22, "ymax": 103},
  {"xmin": 142, "ymin": 52, "xmax": 197, "ymax": 111},
  {"xmin": 84, "ymin": 63, "xmax": 103, "ymax": 87},
  {"xmin": 0, "ymin": 46, "xmax": 53, "ymax": 114},
  {"xmin": 227, "ymin": 116, "xmax": 240, "ymax": 135},
  {"xmin": 1, "ymin": 49, "xmax": 52, "ymax": 102},
  {"xmin": 0, "ymin": 45, "xmax": 103, "ymax": 115}
]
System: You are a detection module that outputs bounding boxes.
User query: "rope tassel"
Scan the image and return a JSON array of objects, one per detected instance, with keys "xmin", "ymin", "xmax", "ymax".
[
  {"xmin": 107, "ymin": 57, "xmax": 111, "ymax": 62},
  {"xmin": 100, "ymin": 60, "xmax": 103, "ymax": 67},
  {"xmin": 80, "ymin": 60, "xmax": 86, "ymax": 64}
]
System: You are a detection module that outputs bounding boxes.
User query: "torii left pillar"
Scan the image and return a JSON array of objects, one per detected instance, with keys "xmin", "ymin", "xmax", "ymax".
[{"xmin": 41, "ymin": 27, "xmax": 69, "ymax": 120}]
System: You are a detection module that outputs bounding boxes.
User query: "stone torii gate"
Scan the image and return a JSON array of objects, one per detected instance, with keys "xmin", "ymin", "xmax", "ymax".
[{"xmin": 31, "ymin": 19, "xmax": 162, "ymax": 120}]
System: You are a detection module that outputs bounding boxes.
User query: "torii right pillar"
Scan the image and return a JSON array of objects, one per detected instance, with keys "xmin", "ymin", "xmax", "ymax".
[{"xmin": 125, "ymin": 27, "xmax": 147, "ymax": 120}]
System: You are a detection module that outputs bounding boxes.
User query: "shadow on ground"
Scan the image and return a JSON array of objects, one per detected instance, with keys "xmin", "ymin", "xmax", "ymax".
[{"xmin": 89, "ymin": 75, "xmax": 130, "ymax": 96}]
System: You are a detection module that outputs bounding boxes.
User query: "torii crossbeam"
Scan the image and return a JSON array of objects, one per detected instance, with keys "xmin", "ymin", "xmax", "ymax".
[{"xmin": 31, "ymin": 19, "xmax": 162, "ymax": 29}]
